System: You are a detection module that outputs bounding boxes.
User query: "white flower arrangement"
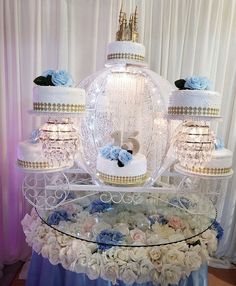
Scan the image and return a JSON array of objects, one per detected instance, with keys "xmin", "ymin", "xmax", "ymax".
[{"xmin": 21, "ymin": 209, "xmax": 218, "ymax": 285}]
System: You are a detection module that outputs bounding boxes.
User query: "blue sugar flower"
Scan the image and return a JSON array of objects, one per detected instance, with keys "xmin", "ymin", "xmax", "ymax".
[
  {"xmin": 47, "ymin": 210, "xmax": 70, "ymax": 225},
  {"xmin": 30, "ymin": 129, "xmax": 41, "ymax": 144},
  {"xmin": 148, "ymin": 214, "xmax": 168, "ymax": 226},
  {"xmin": 184, "ymin": 76, "xmax": 211, "ymax": 90},
  {"xmin": 89, "ymin": 199, "xmax": 112, "ymax": 214},
  {"xmin": 42, "ymin": 69, "xmax": 55, "ymax": 77},
  {"xmin": 214, "ymin": 138, "xmax": 224, "ymax": 150},
  {"xmin": 51, "ymin": 70, "xmax": 74, "ymax": 87},
  {"xmin": 96, "ymin": 229, "xmax": 124, "ymax": 251},
  {"xmin": 169, "ymin": 197, "xmax": 192, "ymax": 209},
  {"xmin": 211, "ymin": 220, "xmax": 224, "ymax": 240},
  {"xmin": 118, "ymin": 149, "xmax": 133, "ymax": 166},
  {"xmin": 100, "ymin": 144, "xmax": 113, "ymax": 159},
  {"xmin": 110, "ymin": 146, "xmax": 121, "ymax": 160}
]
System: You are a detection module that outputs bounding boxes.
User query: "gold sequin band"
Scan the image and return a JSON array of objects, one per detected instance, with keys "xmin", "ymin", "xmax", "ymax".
[
  {"xmin": 107, "ymin": 53, "xmax": 144, "ymax": 62},
  {"xmin": 183, "ymin": 166, "xmax": 232, "ymax": 175},
  {"xmin": 17, "ymin": 159, "xmax": 50, "ymax": 169},
  {"xmin": 33, "ymin": 102, "xmax": 86, "ymax": 113},
  {"xmin": 168, "ymin": 106, "xmax": 220, "ymax": 116},
  {"xmin": 97, "ymin": 171, "xmax": 147, "ymax": 185}
]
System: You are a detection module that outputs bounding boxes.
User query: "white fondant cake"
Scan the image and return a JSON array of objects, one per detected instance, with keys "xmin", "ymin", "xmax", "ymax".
[
  {"xmin": 96, "ymin": 153, "xmax": 147, "ymax": 185},
  {"xmin": 168, "ymin": 90, "xmax": 221, "ymax": 117},
  {"xmin": 179, "ymin": 148, "xmax": 233, "ymax": 176},
  {"xmin": 17, "ymin": 141, "xmax": 70, "ymax": 170},
  {"xmin": 106, "ymin": 41, "xmax": 145, "ymax": 63},
  {"xmin": 33, "ymin": 86, "xmax": 85, "ymax": 113}
]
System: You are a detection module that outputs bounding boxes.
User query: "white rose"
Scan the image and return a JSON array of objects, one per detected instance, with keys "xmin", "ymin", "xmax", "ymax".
[
  {"xmin": 41, "ymin": 244, "xmax": 50, "ymax": 258},
  {"xmin": 32, "ymin": 240, "xmax": 44, "ymax": 253},
  {"xmin": 130, "ymin": 247, "xmax": 147, "ymax": 262},
  {"xmin": 201, "ymin": 229, "xmax": 218, "ymax": 255},
  {"xmin": 148, "ymin": 246, "xmax": 162, "ymax": 261},
  {"xmin": 172, "ymin": 241, "xmax": 189, "ymax": 252},
  {"xmin": 113, "ymin": 223, "xmax": 130, "ymax": 236},
  {"xmin": 114, "ymin": 248, "xmax": 130, "ymax": 265},
  {"xmin": 119, "ymin": 262, "xmax": 138, "ymax": 285},
  {"xmin": 184, "ymin": 251, "xmax": 202, "ymax": 273},
  {"xmin": 59, "ymin": 246, "xmax": 74, "ymax": 270},
  {"xmin": 137, "ymin": 258, "xmax": 154, "ymax": 283},
  {"xmin": 101, "ymin": 261, "xmax": 119, "ymax": 285},
  {"xmin": 71, "ymin": 241, "xmax": 92, "ymax": 272},
  {"xmin": 163, "ymin": 249, "xmax": 185, "ymax": 266},
  {"xmin": 57, "ymin": 234, "xmax": 72, "ymax": 247},
  {"xmin": 87, "ymin": 253, "xmax": 102, "ymax": 280},
  {"xmin": 152, "ymin": 224, "xmax": 175, "ymax": 238},
  {"xmin": 160, "ymin": 264, "xmax": 182, "ymax": 285},
  {"xmin": 48, "ymin": 243, "xmax": 60, "ymax": 265},
  {"xmin": 150, "ymin": 268, "xmax": 161, "ymax": 284}
]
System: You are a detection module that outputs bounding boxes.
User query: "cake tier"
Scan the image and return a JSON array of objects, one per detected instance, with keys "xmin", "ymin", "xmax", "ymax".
[
  {"xmin": 106, "ymin": 41, "xmax": 145, "ymax": 63},
  {"xmin": 33, "ymin": 86, "xmax": 85, "ymax": 113},
  {"xmin": 17, "ymin": 141, "xmax": 71, "ymax": 170},
  {"xmin": 168, "ymin": 90, "xmax": 221, "ymax": 117},
  {"xmin": 96, "ymin": 153, "xmax": 147, "ymax": 185},
  {"xmin": 180, "ymin": 148, "xmax": 233, "ymax": 175}
]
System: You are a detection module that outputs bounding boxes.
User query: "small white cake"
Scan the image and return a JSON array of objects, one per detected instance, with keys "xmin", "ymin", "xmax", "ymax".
[
  {"xmin": 106, "ymin": 41, "xmax": 145, "ymax": 64},
  {"xmin": 168, "ymin": 90, "xmax": 221, "ymax": 117},
  {"xmin": 33, "ymin": 86, "xmax": 85, "ymax": 113},
  {"xmin": 183, "ymin": 148, "xmax": 233, "ymax": 176},
  {"xmin": 97, "ymin": 153, "xmax": 147, "ymax": 185}
]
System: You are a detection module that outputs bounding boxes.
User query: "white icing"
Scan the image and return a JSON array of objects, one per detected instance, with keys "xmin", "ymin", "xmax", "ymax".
[
  {"xmin": 17, "ymin": 141, "xmax": 48, "ymax": 162},
  {"xmin": 106, "ymin": 41, "xmax": 145, "ymax": 58},
  {"xmin": 96, "ymin": 153, "xmax": 147, "ymax": 177},
  {"xmin": 205, "ymin": 148, "xmax": 233, "ymax": 169},
  {"xmin": 169, "ymin": 90, "xmax": 221, "ymax": 110},
  {"xmin": 33, "ymin": 86, "xmax": 85, "ymax": 105}
]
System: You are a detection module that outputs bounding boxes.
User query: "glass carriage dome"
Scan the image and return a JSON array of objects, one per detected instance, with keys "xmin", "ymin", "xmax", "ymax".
[{"xmin": 78, "ymin": 6, "xmax": 173, "ymax": 186}]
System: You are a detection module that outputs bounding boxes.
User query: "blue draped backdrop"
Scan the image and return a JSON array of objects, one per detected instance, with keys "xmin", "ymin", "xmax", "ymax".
[{"xmin": 26, "ymin": 252, "xmax": 208, "ymax": 286}]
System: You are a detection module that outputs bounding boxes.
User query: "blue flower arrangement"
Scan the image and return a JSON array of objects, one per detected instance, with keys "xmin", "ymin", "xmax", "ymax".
[
  {"xmin": 211, "ymin": 220, "xmax": 224, "ymax": 240},
  {"xmin": 89, "ymin": 199, "xmax": 112, "ymax": 214},
  {"xmin": 169, "ymin": 197, "xmax": 192, "ymax": 209},
  {"xmin": 47, "ymin": 210, "xmax": 70, "ymax": 225},
  {"xmin": 214, "ymin": 138, "xmax": 224, "ymax": 150},
  {"xmin": 175, "ymin": 76, "xmax": 211, "ymax": 90},
  {"xmin": 100, "ymin": 144, "xmax": 133, "ymax": 167},
  {"xmin": 33, "ymin": 69, "xmax": 74, "ymax": 87},
  {"xmin": 96, "ymin": 229, "xmax": 124, "ymax": 251},
  {"xmin": 148, "ymin": 214, "xmax": 168, "ymax": 226}
]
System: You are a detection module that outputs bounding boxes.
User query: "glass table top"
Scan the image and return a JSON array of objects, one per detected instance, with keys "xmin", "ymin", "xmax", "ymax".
[{"xmin": 37, "ymin": 191, "xmax": 216, "ymax": 248}]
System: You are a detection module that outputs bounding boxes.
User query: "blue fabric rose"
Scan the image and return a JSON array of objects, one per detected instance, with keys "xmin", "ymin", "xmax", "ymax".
[
  {"xmin": 42, "ymin": 69, "xmax": 55, "ymax": 77},
  {"xmin": 184, "ymin": 76, "xmax": 211, "ymax": 90},
  {"xmin": 110, "ymin": 146, "xmax": 121, "ymax": 160},
  {"xmin": 89, "ymin": 199, "xmax": 112, "ymax": 214},
  {"xmin": 96, "ymin": 229, "xmax": 124, "ymax": 251},
  {"xmin": 51, "ymin": 70, "xmax": 74, "ymax": 87},
  {"xmin": 30, "ymin": 129, "xmax": 41, "ymax": 144},
  {"xmin": 47, "ymin": 210, "xmax": 70, "ymax": 225},
  {"xmin": 169, "ymin": 197, "xmax": 192, "ymax": 209},
  {"xmin": 148, "ymin": 214, "xmax": 168, "ymax": 226},
  {"xmin": 214, "ymin": 138, "xmax": 224, "ymax": 150},
  {"xmin": 100, "ymin": 144, "xmax": 113, "ymax": 159},
  {"xmin": 118, "ymin": 149, "xmax": 133, "ymax": 165},
  {"xmin": 211, "ymin": 220, "xmax": 224, "ymax": 240}
]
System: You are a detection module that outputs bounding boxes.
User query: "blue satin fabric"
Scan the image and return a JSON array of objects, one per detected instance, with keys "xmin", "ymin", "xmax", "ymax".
[{"xmin": 26, "ymin": 252, "xmax": 208, "ymax": 286}]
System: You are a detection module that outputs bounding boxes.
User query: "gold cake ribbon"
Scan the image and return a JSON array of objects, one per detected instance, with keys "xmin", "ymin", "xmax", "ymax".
[
  {"xmin": 33, "ymin": 102, "xmax": 86, "ymax": 113},
  {"xmin": 97, "ymin": 171, "xmax": 147, "ymax": 185},
  {"xmin": 17, "ymin": 159, "xmax": 50, "ymax": 169},
  {"xmin": 168, "ymin": 106, "xmax": 220, "ymax": 116},
  {"xmin": 182, "ymin": 166, "xmax": 232, "ymax": 175},
  {"xmin": 107, "ymin": 53, "xmax": 144, "ymax": 62}
]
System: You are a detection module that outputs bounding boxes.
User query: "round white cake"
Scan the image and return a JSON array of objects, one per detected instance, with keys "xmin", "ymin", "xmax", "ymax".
[
  {"xmin": 96, "ymin": 153, "xmax": 147, "ymax": 185},
  {"xmin": 106, "ymin": 41, "xmax": 145, "ymax": 64},
  {"xmin": 178, "ymin": 148, "xmax": 233, "ymax": 176},
  {"xmin": 17, "ymin": 140, "xmax": 71, "ymax": 170},
  {"xmin": 168, "ymin": 90, "xmax": 221, "ymax": 117},
  {"xmin": 33, "ymin": 86, "xmax": 86, "ymax": 113}
]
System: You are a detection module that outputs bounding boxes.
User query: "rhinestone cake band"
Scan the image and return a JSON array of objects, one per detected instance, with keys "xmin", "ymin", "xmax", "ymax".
[
  {"xmin": 168, "ymin": 106, "xmax": 220, "ymax": 116},
  {"xmin": 17, "ymin": 159, "xmax": 50, "ymax": 169},
  {"xmin": 33, "ymin": 102, "xmax": 86, "ymax": 113},
  {"xmin": 107, "ymin": 53, "xmax": 144, "ymax": 62},
  {"xmin": 96, "ymin": 171, "xmax": 147, "ymax": 185},
  {"xmin": 183, "ymin": 166, "xmax": 232, "ymax": 175}
]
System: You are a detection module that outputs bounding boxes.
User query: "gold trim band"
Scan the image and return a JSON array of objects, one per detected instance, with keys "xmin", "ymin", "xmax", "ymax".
[
  {"xmin": 107, "ymin": 53, "xmax": 144, "ymax": 62},
  {"xmin": 97, "ymin": 171, "xmax": 147, "ymax": 185},
  {"xmin": 183, "ymin": 166, "xmax": 232, "ymax": 175},
  {"xmin": 33, "ymin": 102, "xmax": 86, "ymax": 113},
  {"xmin": 168, "ymin": 106, "xmax": 220, "ymax": 116},
  {"xmin": 17, "ymin": 159, "xmax": 49, "ymax": 169}
]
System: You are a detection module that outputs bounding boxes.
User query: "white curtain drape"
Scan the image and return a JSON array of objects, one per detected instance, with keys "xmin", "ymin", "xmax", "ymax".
[{"xmin": 1, "ymin": 0, "xmax": 236, "ymax": 264}]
